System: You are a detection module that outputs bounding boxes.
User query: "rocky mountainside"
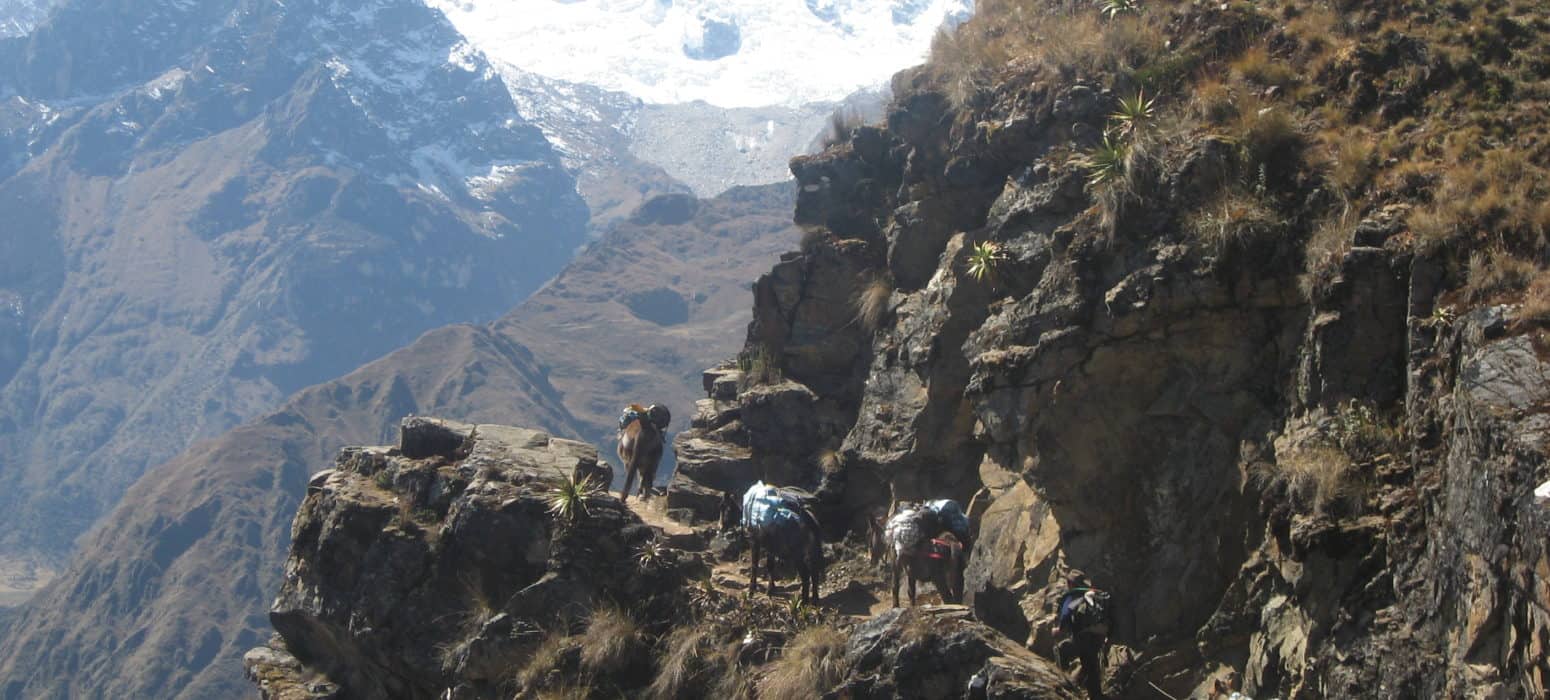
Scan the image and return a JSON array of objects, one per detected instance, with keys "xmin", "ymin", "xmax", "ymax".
[
  {"xmin": 0, "ymin": 183, "xmax": 796, "ymax": 699},
  {"xmin": 660, "ymin": 0, "xmax": 1550, "ymax": 697},
  {"xmin": 0, "ymin": 0, "xmax": 587, "ymax": 600}
]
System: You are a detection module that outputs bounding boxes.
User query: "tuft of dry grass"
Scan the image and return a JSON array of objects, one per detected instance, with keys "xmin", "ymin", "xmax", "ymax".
[
  {"xmin": 1191, "ymin": 77, "xmax": 1241, "ymax": 126},
  {"xmin": 1232, "ymin": 46, "xmax": 1300, "ymax": 90},
  {"xmin": 1324, "ymin": 129, "xmax": 1377, "ymax": 197},
  {"xmin": 517, "ymin": 632, "xmax": 578, "ymax": 692},
  {"xmin": 799, "ymin": 226, "xmax": 831, "ymax": 255},
  {"xmin": 854, "ymin": 274, "xmax": 893, "ymax": 332},
  {"xmin": 1300, "ymin": 208, "xmax": 1360, "ymax": 301},
  {"xmin": 578, "ymin": 605, "xmax": 643, "ymax": 676},
  {"xmin": 930, "ymin": 4, "xmax": 1165, "ymax": 108},
  {"xmin": 1522, "ymin": 269, "xmax": 1550, "ymax": 323},
  {"xmin": 645, "ymin": 626, "xmax": 712, "ymax": 700},
  {"xmin": 758, "ymin": 625, "xmax": 851, "ymax": 700},
  {"xmin": 1235, "ymin": 104, "xmax": 1305, "ymax": 183},
  {"xmin": 1272, "ymin": 444, "xmax": 1363, "ymax": 516},
  {"xmin": 1187, "ymin": 188, "xmax": 1282, "ymax": 254},
  {"xmin": 1464, "ymin": 247, "xmax": 1537, "ymax": 304},
  {"xmin": 816, "ymin": 449, "xmax": 844, "ymax": 474}
]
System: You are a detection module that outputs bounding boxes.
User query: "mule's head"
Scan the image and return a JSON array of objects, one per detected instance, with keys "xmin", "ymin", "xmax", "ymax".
[
  {"xmin": 865, "ymin": 510, "xmax": 887, "ymax": 565},
  {"xmin": 646, "ymin": 404, "xmax": 671, "ymax": 431},
  {"xmin": 718, "ymin": 490, "xmax": 741, "ymax": 532}
]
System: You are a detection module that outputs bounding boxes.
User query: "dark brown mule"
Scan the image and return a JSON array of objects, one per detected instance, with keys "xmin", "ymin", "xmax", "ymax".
[
  {"xmin": 617, "ymin": 404, "xmax": 669, "ymax": 503},
  {"xmin": 725, "ymin": 487, "xmax": 826, "ymax": 604},
  {"xmin": 882, "ymin": 506, "xmax": 967, "ymax": 608}
]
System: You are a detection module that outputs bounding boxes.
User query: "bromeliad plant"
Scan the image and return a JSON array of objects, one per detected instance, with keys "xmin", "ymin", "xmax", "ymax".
[
  {"xmin": 1084, "ymin": 134, "xmax": 1129, "ymax": 187},
  {"xmin": 1109, "ymin": 91, "xmax": 1156, "ymax": 138},
  {"xmin": 965, "ymin": 241, "xmax": 1011, "ymax": 285},
  {"xmin": 548, "ymin": 473, "xmax": 606, "ymax": 523},
  {"xmin": 1098, "ymin": 0, "xmax": 1141, "ymax": 19}
]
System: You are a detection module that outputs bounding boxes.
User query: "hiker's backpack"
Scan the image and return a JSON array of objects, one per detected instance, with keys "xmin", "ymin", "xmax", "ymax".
[{"xmin": 1061, "ymin": 588, "xmax": 1111, "ymax": 634}]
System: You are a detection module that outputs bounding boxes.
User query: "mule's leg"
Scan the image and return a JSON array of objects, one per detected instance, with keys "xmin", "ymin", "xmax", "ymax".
[
  {"xmin": 891, "ymin": 557, "xmax": 901, "ymax": 608},
  {"xmin": 908, "ymin": 559, "xmax": 919, "ymax": 607},
  {"xmin": 640, "ymin": 461, "xmax": 657, "ymax": 502},
  {"xmin": 747, "ymin": 537, "xmax": 760, "ymax": 598},
  {"xmin": 795, "ymin": 561, "xmax": 809, "ymax": 603},
  {"xmin": 765, "ymin": 547, "xmax": 777, "ymax": 596},
  {"xmin": 620, "ymin": 465, "xmax": 637, "ymax": 504}
]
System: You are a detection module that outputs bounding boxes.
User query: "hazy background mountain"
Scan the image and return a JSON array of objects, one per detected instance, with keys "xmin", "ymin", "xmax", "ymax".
[{"xmin": 0, "ymin": 0, "xmax": 595, "ymax": 604}]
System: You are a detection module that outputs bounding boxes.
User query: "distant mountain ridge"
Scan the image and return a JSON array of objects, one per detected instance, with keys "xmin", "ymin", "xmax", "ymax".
[{"xmin": 0, "ymin": 0, "xmax": 588, "ymax": 599}]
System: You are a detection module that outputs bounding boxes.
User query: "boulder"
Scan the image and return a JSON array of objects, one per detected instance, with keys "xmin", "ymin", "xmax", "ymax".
[
  {"xmin": 399, "ymin": 416, "xmax": 473, "ymax": 459},
  {"xmin": 833, "ymin": 606, "xmax": 1083, "ymax": 699}
]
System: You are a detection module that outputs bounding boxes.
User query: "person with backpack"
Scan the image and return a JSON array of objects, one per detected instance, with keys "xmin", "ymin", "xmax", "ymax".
[{"xmin": 1054, "ymin": 572, "xmax": 1111, "ymax": 699}]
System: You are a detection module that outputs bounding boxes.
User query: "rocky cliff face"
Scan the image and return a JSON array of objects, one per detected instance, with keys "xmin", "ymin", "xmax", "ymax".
[{"xmin": 661, "ymin": 2, "xmax": 1550, "ymax": 698}]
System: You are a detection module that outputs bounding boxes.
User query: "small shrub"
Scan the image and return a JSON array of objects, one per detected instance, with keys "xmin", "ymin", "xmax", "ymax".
[
  {"xmin": 853, "ymin": 274, "xmax": 893, "ymax": 332},
  {"xmin": 759, "ymin": 625, "xmax": 851, "ymax": 700},
  {"xmin": 578, "ymin": 605, "xmax": 643, "ymax": 676},
  {"xmin": 373, "ymin": 470, "xmax": 393, "ymax": 490},
  {"xmin": 548, "ymin": 474, "xmax": 605, "ymax": 523}
]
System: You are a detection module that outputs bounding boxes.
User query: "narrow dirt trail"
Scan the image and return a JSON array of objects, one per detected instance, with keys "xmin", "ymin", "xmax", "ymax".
[{"xmin": 625, "ymin": 496, "xmax": 951, "ymax": 621}]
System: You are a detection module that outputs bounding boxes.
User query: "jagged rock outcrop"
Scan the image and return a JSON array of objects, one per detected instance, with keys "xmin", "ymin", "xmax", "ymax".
[{"xmin": 246, "ymin": 417, "xmax": 697, "ymax": 700}]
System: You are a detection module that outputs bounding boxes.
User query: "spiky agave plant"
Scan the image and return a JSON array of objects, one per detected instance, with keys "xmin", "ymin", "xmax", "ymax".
[
  {"xmin": 1084, "ymin": 134, "xmax": 1129, "ymax": 187},
  {"xmin": 1109, "ymin": 91, "xmax": 1156, "ymax": 138},
  {"xmin": 636, "ymin": 537, "xmax": 669, "ymax": 570},
  {"xmin": 1097, "ymin": 0, "xmax": 1141, "ymax": 19},
  {"xmin": 548, "ymin": 474, "xmax": 605, "ymax": 523},
  {"xmin": 965, "ymin": 241, "xmax": 1011, "ymax": 285}
]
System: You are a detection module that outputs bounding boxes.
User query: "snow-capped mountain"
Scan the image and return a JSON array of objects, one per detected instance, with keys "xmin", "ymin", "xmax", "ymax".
[
  {"xmin": 0, "ymin": 0, "xmax": 50, "ymax": 38},
  {"xmin": 428, "ymin": 0, "xmax": 971, "ymax": 108}
]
